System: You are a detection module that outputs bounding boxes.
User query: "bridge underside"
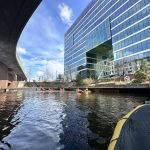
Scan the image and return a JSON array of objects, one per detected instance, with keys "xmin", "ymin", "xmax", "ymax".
[{"xmin": 0, "ymin": 0, "xmax": 41, "ymax": 89}]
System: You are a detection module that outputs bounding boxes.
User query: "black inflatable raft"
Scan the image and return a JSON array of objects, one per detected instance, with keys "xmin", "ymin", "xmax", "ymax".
[{"xmin": 108, "ymin": 105, "xmax": 150, "ymax": 150}]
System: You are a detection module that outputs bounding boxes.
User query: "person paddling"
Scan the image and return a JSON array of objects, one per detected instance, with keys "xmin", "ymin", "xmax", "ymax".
[{"xmin": 76, "ymin": 88, "xmax": 83, "ymax": 93}]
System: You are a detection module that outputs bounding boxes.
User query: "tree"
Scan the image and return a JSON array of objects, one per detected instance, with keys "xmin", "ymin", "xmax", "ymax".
[
  {"xmin": 76, "ymin": 72, "xmax": 82, "ymax": 85},
  {"xmin": 57, "ymin": 74, "xmax": 64, "ymax": 82},
  {"xmin": 43, "ymin": 66, "xmax": 52, "ymax": 81},
  {"xmin": 27, "ymin": 68, "xmax": 33, "ymax": 82},
  {"xmin": 140, "ymin": 59, "xmax": 150, "ymax": 73},
  {"xmin": 133, "ymin": 70, "xmax": 146, "ymax": 83}
]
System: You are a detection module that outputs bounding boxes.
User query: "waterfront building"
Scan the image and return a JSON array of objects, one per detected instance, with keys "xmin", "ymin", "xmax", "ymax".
[{"xmin": 64, "ymin": 0, "xmax": 150, "ymax": 80}]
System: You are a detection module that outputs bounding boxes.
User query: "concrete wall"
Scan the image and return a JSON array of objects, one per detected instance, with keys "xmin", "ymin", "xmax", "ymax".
[
  {"xmin": 0, "ymin": 62, "xmax": 9, "ymax": 89},
  {"xmin": 18, "ymin": 81, "xmax": 26, "ymax": 88},
  {"xmin": 8, "ymin": 81, "xmax": 25, "ymax": 89},
  {"xmin": 8, "ymin": 72, "xmax": 17, "ymax": 82},
  {"xmin": 0, "ymin": 62, "xmax": 8, "ymax": 80},
  {"xmin": 0, "ymin": 62, "xmax": 23, "ymax": 89},
  {"xmin": 0, "ymin": 80, "xmax": 9, "ymax": 89}
]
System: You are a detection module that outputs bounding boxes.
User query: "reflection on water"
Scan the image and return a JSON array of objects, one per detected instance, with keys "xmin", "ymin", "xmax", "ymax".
[
  {"xmin": 0, "ymin": 92, "xmax": 24, "ymax": 149},
  {"xmin": 0, "ymin": 90, "xmax": 148, "ymax": 150}
]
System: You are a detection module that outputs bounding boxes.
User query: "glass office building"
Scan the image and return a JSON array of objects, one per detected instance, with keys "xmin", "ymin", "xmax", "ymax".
[{"xmin": 64, "ymin": 0, "xmax": 150, "ymax": 80}]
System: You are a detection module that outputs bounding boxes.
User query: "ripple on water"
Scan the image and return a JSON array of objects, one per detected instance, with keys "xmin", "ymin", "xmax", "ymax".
[{"xmin": 0, "ymin": 90, "xmax": 148, "ymax": 150}]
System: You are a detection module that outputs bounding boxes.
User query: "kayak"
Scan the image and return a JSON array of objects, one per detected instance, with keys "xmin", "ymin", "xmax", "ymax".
[
  {"xmin": 40, "ymin": 88, "xmax": 55, "ymax": 92},
  {"xmin": 108, "ymin": 104, "xmax": 150, "ymax": 150},
  {"xmin": 76, "ymin": 89, "xmax": 83, "ymax": 93}
]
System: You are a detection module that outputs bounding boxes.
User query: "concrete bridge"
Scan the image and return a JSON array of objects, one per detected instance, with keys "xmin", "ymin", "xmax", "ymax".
[{"xmin": 0, "ymin": 0, "xmax": 41, "ymax": 89}]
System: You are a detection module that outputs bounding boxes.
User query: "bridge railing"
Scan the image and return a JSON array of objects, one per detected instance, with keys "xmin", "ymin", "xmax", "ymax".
[{"xmin": 16, "ymin": 52, "xmax": 27, "ymax": 79}]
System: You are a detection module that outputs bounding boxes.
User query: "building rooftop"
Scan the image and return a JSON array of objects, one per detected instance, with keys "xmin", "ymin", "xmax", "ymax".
[{"xmin": 65, "ymin": 0, "xmax": 95, "ymax": 36}]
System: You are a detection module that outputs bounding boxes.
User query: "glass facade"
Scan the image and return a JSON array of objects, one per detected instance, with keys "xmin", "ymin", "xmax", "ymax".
[{"xmin": 64, "ymin": 0, "xmax": 150, "ymax": 79}]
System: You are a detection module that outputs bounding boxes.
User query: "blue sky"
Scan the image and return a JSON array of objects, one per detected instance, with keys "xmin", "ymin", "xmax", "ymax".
[{"xmin": 17, "ymin": 0, "xmax": 90, "ymax": 81}]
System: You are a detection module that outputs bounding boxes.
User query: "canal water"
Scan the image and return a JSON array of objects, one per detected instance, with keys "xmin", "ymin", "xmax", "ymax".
[{"xmin": 0, "ymin": 90, "xmax": 149, "ymax": 150}]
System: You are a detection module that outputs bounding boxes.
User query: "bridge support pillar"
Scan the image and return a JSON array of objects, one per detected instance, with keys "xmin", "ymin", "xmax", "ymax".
[{"xmin": 0, "ymin": 62, "xmax": 9, "ymax": 89}]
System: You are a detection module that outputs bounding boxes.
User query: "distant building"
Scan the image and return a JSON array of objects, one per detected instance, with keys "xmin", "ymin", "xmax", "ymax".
[{"xmin": 64, "ymin": 0, "xmax": 150, "ymax": 80}]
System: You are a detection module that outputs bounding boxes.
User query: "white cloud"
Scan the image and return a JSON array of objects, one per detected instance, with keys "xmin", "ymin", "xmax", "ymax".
[
  {"xmin": 35, "ymin": 60, "xmax": 64, "ymax": 81},
  {"xmin": 57, "ymin": 44, "xmax": 64, "ymax": 52},
  {"xmin": 37, "ymin": 70, "xmax": 44, "ymax": 76},
  {"xmin": 17, "ymin": 47, "xmax": 27, "ymax": 55},
  {"xmin": 47, "ymin": 60, "xmax": 64, "ymax": 75},
  {"xmin": 17, "ymin": 3, "xmax": 65, "ymax": 81},
  {"xmin": 21, "ymin": 56, "xmax": 64, "ymax": 81},
  {"xmin": 59, "ymin": 51, "xmax": 64, "ymax": 58},
  {"xmin": 58, "ymin": 3, "xmax": 74, "ymax": 26}
]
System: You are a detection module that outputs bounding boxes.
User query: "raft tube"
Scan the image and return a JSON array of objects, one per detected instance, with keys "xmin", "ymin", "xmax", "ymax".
[{"xmin": 108, "ymin": 104, "xmax": 150, "ymax": 150}]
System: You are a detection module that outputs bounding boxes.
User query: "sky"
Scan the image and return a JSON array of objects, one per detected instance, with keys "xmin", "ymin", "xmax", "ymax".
[{"xmin": 17, "ymin": 0, "xmax": 90, "ymax": 81}]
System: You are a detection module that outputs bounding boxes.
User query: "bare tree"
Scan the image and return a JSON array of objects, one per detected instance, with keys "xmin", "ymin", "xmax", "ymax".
[
  {"xmin": 27, "ymin": 68, "xmax": 33, "ymax": 82},
  {"xmin": 43, "ymin": 66, "xmax": 52, "ymax": 82},
  {"xmin": 57, "ymin": 74, "xmax": 64, "ymax": 82}
]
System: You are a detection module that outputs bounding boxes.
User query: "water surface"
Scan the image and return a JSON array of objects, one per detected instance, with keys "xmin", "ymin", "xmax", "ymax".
[{"xmin": 0, "ymin": 90, "xmax": 148, "ymax": 150}]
